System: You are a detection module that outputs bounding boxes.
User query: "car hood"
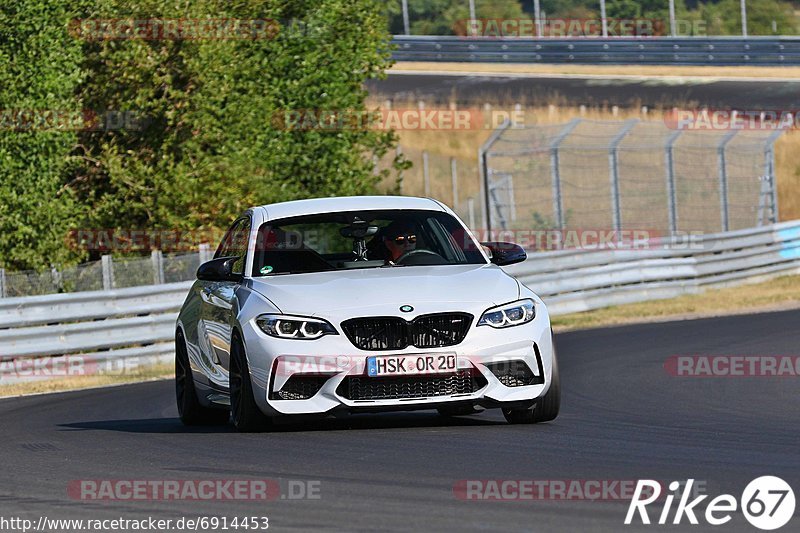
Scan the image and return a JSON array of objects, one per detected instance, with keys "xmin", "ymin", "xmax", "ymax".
[{"xmin": 248, "ymin": 264, "xmax": 519, "ymax": 320}]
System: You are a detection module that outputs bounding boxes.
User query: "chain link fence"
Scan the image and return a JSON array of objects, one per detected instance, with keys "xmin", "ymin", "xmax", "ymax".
[
  {"xmin": 481, "ymin": 119, "xmax": 783, "ymax": 235},
  {"xmin": 377, "ymin": 144, "xmax": 484, "ymax": 229},
  {"xmin": 0, "ymin": 247, "xmax": 214, "ymax": 298}
]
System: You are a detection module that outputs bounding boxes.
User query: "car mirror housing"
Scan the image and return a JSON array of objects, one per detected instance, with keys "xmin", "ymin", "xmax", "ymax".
[
  {"xmin": 480, "ymin": 242, "xmax": 527, "ymax": 266},
  {"xmin": 197, "ymin": 256, "xmax": 242, "ymax": 282}
]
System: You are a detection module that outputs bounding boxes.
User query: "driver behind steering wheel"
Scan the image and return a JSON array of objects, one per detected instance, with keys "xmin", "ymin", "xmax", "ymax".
[{"xmin": 381, "ymin": 220, "xmax": 417, "ymax": 264}]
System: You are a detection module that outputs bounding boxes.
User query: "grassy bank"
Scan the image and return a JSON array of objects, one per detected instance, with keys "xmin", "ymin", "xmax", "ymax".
[{"xmin": 373, "ymin": 103, "xmax": 800, "ymax": 222}]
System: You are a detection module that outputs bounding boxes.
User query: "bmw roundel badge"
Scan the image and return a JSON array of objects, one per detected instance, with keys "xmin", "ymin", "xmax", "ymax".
[{"xmin": 400, "ymin": 305, "xmax": 414, "ymax": 313}]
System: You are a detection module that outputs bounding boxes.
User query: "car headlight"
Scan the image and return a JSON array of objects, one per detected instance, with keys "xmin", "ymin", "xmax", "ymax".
[
  {"xmin": 477, "ymin": 299, "xmax": 535, "ymax": 328},
  {"xmin": 256, "ymin": 315, "xmax": 338, "ymax": 340}
]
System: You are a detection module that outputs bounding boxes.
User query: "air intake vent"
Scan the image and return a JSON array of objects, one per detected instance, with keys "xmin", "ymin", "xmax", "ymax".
[
  {"xmin": 337, "ymin": 369, "xmax": 487, "ymax": 401},
  {"xmin": 270, "ymin": 374, "xmax": 334, "ymax": 400},
  {"xmin": 484, "ymin": 360, "xmax": 542, "ymax": 387},
  {"xmin": 341, "ymin": 313, "xmax": 472, "ymax": 351}
]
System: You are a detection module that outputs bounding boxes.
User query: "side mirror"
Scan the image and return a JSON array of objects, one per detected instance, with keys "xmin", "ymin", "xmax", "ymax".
[
  {"xmin": 481, "ymin": 242, "xmax": 527, "ymax": 266},
  {"xmin": 197, "ymin": 256, "xmax": 242, "ymax": 282}
]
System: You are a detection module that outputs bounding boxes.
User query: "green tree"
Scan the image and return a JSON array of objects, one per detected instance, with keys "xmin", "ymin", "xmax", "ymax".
[
  {"xmin": 71, "ymin": 0, "xmax": 405, "ymax": 250},
  {"xmin": 0, "ymin": 0, "xmax": 85, "ymax": 270}
]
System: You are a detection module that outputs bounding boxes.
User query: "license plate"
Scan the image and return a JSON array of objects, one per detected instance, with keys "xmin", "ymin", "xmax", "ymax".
[{"xmin": 366, "ymin": 353, "xmax": 457, "ymax": 377}]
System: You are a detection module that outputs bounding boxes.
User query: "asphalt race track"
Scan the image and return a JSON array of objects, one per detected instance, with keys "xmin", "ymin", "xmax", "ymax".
[
  {"xmin": 368, "ymin": 72, "xmax": 800, "ymax": 109},
  {"xmin": 1, "ymin": 309, "xmax": 798, "ymax": 532}
]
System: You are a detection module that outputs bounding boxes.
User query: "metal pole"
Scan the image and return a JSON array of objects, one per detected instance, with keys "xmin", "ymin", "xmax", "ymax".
[
  {"xmin": 765, "ymin": 130, "xmax": 784, "ymax": 224},
  {"xmin": 740, "ymin": 0, "xmax": 748, "ymax": 38},
  {"xmin": 533, "ymin": 0, "xmax": 542, "ymax": 37},
  {"xmin": 151, "ymin": 249, "xmax": 165, "ymax": 284},
  {"xmin": 469, "ymin": 0, "xmax": 476, "ymax": 23},
  {"xmin": 468, "ymin": 197, "xmax": 476, "ymax": 229},
  {"xmin": 422, "ymin": 151, "xmax": 430, "ymax": 197},
  {"xmin": 199, "ymin": 243, "xmax": 212, "ymax": 264},
  {"xmin": 669, "ymin": 0, "xmax": 677, "ymax": 37},
  {"xmin": 599, "ymin": 0, "xmax": 608, "ymax": 38},
  {"xmin": 717, "ymin": 131, "xmax": 738, "ymax": 232},
  {"xmin": 401, "ymin": 0, "xmax": 410, "ymax": 35},
  {"xmin": 0, "ymin": 268, "xmax": 6, "ymax": 298},
  {"xmin": 665, "ymin": 130, "xmax": 682, "ymax": 235},
  {"xmin": 608, "ymin": 119, "xmax": 639, "ymax": 233},
  {"xmin": 101, "ymin": 254, "xmax": 114, "ymax": 290},
  {"xmin": 478, "ymin": 119, "xmax": 512, "ymax": 233},
  {"xmin": 550, "ymin": 118, "xmax": 581, "ymax": 230},
  {"xmin": 450, "ymin": 157, "xmax": 458, "ymax": 209},
  {"xmin": 396, "ymin": 145, "xmax": 404, "ymax": 194}
]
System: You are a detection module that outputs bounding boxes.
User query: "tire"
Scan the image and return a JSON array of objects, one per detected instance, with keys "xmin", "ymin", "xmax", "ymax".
[
  {"xmin": 175, "ymin": 331, "xmax": 230, "ymax": 426},
  {"xmin": 229, "ymin": 333, "xmax": 272, "ymax": 432},
  {"xmin": 502, "ymin": 351, "xmax": 560, "ymax": 424}
]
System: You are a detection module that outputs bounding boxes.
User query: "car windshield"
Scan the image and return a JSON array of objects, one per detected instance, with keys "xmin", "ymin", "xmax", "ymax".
[{"xmin": 252, "ymin": 209, "xmax": 486, "ymax": 276}]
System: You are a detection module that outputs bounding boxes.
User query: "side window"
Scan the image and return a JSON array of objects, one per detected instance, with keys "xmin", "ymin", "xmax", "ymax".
[
  {"xmin": 214, "ymin": 217, "xmax": 251, "ymax": 275},
  {"xmin": 230, "ymin": 218, "xmax": 251, "ymax": 275},
  {"xmin": 215, "ymin": 219, "xmax": 242, "ymax": 259}
]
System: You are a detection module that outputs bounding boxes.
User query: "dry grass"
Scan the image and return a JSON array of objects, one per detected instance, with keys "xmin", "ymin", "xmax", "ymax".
[
  {"xmin": 373, "ymin": 102, "xmax": 800, "ymax": 222},
  {"xmin": 393, "ymin": 62, "xmax": 800, "ymax": 79},
  {"xmin": 551, "ymin": 274, "xmax": 800, "ymax": 331},
  {"xmin": 0, "ymin": 362, "xmax": 173, "ymax": 398}
]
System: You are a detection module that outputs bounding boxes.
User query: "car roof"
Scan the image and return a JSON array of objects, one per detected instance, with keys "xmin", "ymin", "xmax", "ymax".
[{"xmin": 256, "ymin": 196, "xmax": 446, "ymax": 222}]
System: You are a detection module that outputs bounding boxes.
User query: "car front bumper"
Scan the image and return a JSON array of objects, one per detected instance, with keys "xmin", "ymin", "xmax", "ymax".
[{"xmin": 240, "ymin": 310, "xmax": 555, "ymax": 417}]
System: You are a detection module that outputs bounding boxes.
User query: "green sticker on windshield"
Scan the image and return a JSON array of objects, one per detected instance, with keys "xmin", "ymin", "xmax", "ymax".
[{"xmin": 260, "ymin": 265, "xmax": 273, "ymax": 275}]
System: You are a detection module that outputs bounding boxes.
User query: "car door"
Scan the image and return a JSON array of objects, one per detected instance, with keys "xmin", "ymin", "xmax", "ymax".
[{"xmin": 198, "ymin": 215, "xmax": 251, "ymax": 385}]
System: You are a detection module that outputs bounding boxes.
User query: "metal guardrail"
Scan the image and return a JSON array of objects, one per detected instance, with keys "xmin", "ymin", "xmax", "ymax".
[
  {"xmin": 391, "ymin": 36, "xmax": 800, "ymax": 65},
  {"xmin": 1, "ymin": 221, "xmax": 799, "ymax": 383},
  {"xmin": 505, "ymin": 220, "xmax": 800, "ymax": 314}
]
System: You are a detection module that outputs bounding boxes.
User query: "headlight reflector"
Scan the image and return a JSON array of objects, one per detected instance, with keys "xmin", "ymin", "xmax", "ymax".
[
  {"xmin": 256, "ymin": 315, "xmax": 337, "ymax": 340},
  {"xmin": 478, "ymin": 299, "xmax": 535, "ymax": 328}
]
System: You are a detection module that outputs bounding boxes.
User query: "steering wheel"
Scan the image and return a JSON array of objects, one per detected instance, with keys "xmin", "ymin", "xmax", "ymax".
[{"xmin": 396, "ymin": 249, "xmax": 446, "ymax": 265}]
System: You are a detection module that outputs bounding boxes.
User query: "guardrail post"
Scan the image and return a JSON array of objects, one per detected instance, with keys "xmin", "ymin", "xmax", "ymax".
[
  {"xmin": 50, "ymin": 266, "xmax": 62, "ymax": 293},
  {"xmin": 717, "ymin": 131, "xmax": 738, "ymax": 232},
  {"xmin": 764, "ymin": 129, "xmax": 784, "ymax": 224},
  {"xmin": 608, "ymin": 119, "xmax": 639, "ymax": 233},
  {"xmin": 478, "ymin": 119, "xmax": 511, "ymax": 233},
  {"xmin": 151, "ymin": 249, "xmax": 165, "ymax": 284},
  {"xmin": 550, "ymin": 118, "xmax": 581, "ymax": 230},
  {"xmin": 450, "ymin": 157, "xmax": 458, "ymax": 210},
  {"xmin": 101, "ymin": 255, "xmax": 114, "ymax": 290},
  {"xmin": 422, "ymin": 151, "xmax": 430, "ymax": 197},
  {"xmin": 0, "ymin": 268, "xmax": 6, "ymax": 298},
  {"xmin": 665, "ymin": 130, "xmax": 682, "ymax": 235},
  {"xmin": 198, "ymin": 243, "xmax": 212, "ymax": 265}
]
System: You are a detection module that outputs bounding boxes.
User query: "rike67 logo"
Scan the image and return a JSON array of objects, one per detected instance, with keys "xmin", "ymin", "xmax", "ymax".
[{"xmin": 626, "ymin": 477, "xmax": 795, "ymax": 530}]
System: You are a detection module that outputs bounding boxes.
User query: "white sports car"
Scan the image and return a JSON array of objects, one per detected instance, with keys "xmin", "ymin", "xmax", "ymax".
[{"xmin": 175, "ymin": 196, "xmax": 559, "ymax": 431}]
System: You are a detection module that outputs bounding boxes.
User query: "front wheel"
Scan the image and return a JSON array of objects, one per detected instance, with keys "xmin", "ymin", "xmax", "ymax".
[
  {"xmin": 502, "ymin": 351, "xmax": 560, "ymax": 424},
  {"xmin": 175, "ymin": 331, "xmax": 229, "ymax": 426},
  {"xmin": 230, "ymin": 334, "xmax": 272, "ymax": 432}
]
